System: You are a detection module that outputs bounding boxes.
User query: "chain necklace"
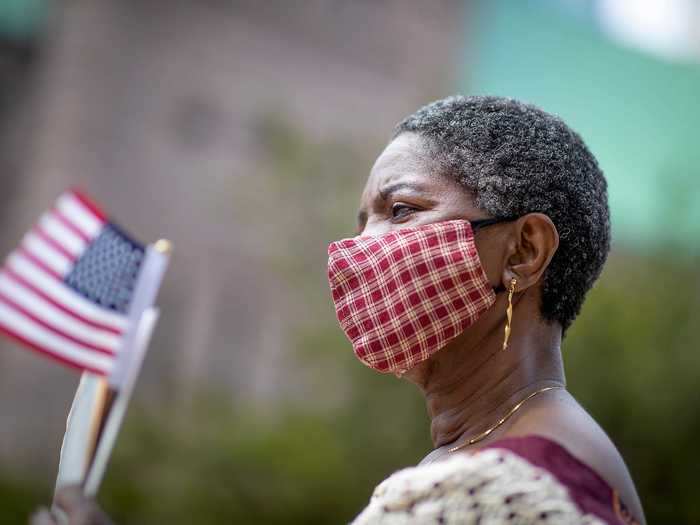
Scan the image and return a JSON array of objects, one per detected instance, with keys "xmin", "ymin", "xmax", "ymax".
[{"xmin": 448, "ymin": 385, "xmax": 564, "ymax": 453}]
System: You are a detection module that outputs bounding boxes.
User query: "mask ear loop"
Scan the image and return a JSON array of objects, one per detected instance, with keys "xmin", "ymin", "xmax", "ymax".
[
  {"xmin": 470, "ymin": 214, "xmax": 519, "ymax": 302},
  {"xmin": 470, "ymin": 215, "xmax": 520, "ymax": 231},
  {"xmin": 471, "ymin": 215, "xmax": 518, "ymax": 297}
]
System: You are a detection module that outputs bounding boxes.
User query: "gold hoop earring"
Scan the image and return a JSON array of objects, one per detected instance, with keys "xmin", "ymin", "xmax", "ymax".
[{"xmin": 502, "ymin": 278, "xmax": 517, "ymax": 350}]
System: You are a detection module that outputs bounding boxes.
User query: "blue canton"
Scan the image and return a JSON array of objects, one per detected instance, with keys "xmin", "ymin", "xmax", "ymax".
[{"xmin": 65, "ymin": 223, "xmax": 145, "ymax": 313}]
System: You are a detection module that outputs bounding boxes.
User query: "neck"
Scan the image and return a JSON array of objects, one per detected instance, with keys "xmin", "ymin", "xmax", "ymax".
[{"xmin": 404, "ymin": 299, "xmax": 565, "ymax": 449}]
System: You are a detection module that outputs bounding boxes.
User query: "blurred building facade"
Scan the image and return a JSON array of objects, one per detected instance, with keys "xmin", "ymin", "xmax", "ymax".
[{"xmin": 0, "ymin": 0, "xmax": 466, "ymax": 470}]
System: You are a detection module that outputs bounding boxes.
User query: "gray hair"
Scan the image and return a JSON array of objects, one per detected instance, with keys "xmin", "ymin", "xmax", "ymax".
[{"xmin": 394, "ymin": 95, "xmax": 610, "ymax": 332}]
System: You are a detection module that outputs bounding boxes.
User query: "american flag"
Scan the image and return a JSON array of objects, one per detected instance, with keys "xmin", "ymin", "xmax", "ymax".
[{"xmin": 0, "ymin": 189, "xmax": 144, "ymax": 376}]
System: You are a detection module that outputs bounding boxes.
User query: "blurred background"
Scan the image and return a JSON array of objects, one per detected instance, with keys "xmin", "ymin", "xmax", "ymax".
[{"xmin": 0, "ymin": 0, "xmax": 698, "ymax": 523}]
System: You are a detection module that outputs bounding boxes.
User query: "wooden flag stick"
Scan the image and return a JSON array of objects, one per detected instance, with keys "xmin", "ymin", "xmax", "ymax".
[
  {"xmin": 85, "ymin": 379, "xmax": 113, "ymax": 468},
  {"xmin": 52, "ymin": 309, "xmax": 158, "ymax": 522},
  {"xmin": 55, "ymin": 374, "xmax": 106, "ymax": 491},
  {"xmin": 53, "ymin": 239, "xmax": 171, "ymax": 506},
  {"xmin": 83, "ymin": 239, "xmax": 171, "ymax": 496},
  {"xmin": 52, "ymin": 376, "xmax": 114, "ymax": 525},
  {"xmin": 84, "ymin": 307, "xmax": 160, "ymax": 496}
]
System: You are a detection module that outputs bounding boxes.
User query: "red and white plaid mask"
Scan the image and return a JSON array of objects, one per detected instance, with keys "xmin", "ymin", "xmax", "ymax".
[{"xmin": 327, "ymin": 219, "xmax": 500, "ymax": 374}]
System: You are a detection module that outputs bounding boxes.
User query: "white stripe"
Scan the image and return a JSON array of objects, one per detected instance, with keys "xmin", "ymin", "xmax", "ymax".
[
  {"xmin": 8, "ymin": 254, "xmax": 128, "ymax": 331},
  {"xmin": 56, "ymin": 193, "xmax": 103, "ymax": 238},
  {"xmin": 40, "ymin": 213, "xmax": 87, "ymax": 257},
  {"xmin": 0, "ymin": 274, "xmax": 121, "ymax": 351},
  {"xmin": 0, "ymin": 302, "xmax": 112, "ymax": 374},
  {"xmin": 23, "ymin": 232, "xmax": 73, "ymax": 275}
]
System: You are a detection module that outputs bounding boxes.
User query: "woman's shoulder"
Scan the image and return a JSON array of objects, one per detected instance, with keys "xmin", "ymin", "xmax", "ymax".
[
  {"xmin": 485, "ymin": 436, "xmax": 639, "ymax": 524},
  {"xmin": 503, "ymin": 391, "xmax": 644, "ymax": 524},
  {"xmin": 350, "ymin": 436, "xmax": 639, "ymax": 525}
]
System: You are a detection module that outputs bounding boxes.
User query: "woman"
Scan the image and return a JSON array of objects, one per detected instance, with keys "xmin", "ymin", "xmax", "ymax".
[{"xmin": 33, "ymin": 96, "xmax": 645, "ymax": 524}]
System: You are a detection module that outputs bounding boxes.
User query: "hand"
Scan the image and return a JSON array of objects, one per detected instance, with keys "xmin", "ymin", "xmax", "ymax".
[{"xmin": 29, "ymin": 485, "xmax": 114, "ymax": 525}]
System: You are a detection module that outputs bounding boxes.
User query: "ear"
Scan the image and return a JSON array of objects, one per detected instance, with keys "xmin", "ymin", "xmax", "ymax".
[{"xmin": 503, "ymin": 213, "xmax": 559, "ymax": 291}]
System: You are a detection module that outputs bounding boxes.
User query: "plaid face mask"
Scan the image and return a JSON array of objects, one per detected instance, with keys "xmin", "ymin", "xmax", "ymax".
[{"xmin": 327, "ymin": 219, "xmax": 507, "ymax": 375}]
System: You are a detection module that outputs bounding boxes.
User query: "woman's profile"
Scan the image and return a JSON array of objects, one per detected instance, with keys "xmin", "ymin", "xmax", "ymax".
[{"xmin": 33, "ymin": 96, "xmax": 645, "ymax": 525}]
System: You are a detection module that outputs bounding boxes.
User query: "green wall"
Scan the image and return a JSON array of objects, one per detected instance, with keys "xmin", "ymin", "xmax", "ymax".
[{"xmin": 467, "ymin": 0, "xmax": 700, "ymax": 251}]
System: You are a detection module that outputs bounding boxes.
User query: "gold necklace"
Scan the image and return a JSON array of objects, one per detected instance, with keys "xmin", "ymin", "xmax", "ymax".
[{"xmin": 448, "ymin": 385, "xmax": 564, "ymax": 453}]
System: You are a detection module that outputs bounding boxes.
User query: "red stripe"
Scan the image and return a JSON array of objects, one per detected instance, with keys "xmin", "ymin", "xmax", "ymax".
[
  {"xmin": 51, "ymin": 208, "xmax": 91, "ymax": 243},
  {"xmin": 69, "ymin": 188, "xmax": 108, "ymax": 222},
  {"xmin": 0, "ymin": 292, "xmax": 116, "ymax": 356},
  {"xmin": 33, "ymin": 226, "xmax": 77, "ymax": 262},
  {"xmin": 0, "ymin": 324, "xmax": 107, "ymax": 376},
  {"xmin": 18, "ymin": 247, "xmax": 63, "ymax": 280},
  {"xmin": 2, "ymin": 268, "xmax": 123, "ymax": 336}
]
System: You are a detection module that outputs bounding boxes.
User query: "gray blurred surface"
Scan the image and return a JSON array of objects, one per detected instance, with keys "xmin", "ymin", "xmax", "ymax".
[{"xmin": 0, "ymin": 0, "xmax": 466, "ymax": 473}]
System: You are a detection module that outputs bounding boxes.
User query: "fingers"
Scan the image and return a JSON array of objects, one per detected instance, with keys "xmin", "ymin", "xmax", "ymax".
[
  {"xmin": 53, "ymin": 485, "xmax": 114, "ymax": 525},
  {"xmin": 29, "ymin": 507, "xmax": 56, "ymax": 525},
  {"xmin": 53, "ymin": 485, "xmax": 85, "ymax": 514}
]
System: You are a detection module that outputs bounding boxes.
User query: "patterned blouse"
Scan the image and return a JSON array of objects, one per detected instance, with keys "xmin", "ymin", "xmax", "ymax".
[{"xmin": 351, "ymin": 436, "xmax": 639, "ymax": 525}]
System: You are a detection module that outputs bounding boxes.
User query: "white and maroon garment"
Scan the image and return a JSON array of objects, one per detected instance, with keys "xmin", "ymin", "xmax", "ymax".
[
  {"xmin": 327, "ymin": 220, "xmax": 496, "ymax": 374},
  {"xmin": 352, "ymin": 436, "xmax": 639, "ymax": 525}
]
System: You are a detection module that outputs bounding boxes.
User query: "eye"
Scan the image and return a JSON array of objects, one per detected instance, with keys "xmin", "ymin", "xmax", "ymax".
[{"xmin": 391, "ymin": 202, "xmax": 417, "ymax": 220}]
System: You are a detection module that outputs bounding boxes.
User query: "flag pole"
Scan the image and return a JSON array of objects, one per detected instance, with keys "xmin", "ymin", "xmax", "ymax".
[
  {"xmin": 82, "ymin": 239, "xmax": 171, "ymax": 496},
  {"xmin": 83, "ymin": 306, "xmax": 160, "ymax": 496},
  {"xmin": 52, "ymin": 239, "xmax": 171, "ymax": 503},
  {"xmin": 54, "ymin": 373, "xmax": 108, "ymax": 490}
]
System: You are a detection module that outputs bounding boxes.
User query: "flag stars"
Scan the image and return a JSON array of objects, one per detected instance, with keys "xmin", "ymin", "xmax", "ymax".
[{"xmin": 65, "ymin": 224, "xmax": 144, "ymax": 314}]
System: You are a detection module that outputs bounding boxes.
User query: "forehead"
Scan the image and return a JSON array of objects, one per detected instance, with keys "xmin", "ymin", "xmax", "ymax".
[
  {"xmin": 363, "ymin": 133, "xmax": 434, "ymax": 196},
  {"xmin": 361, "ymin": 133, "xmax": 463, "ymax": 202},
  {"xmin": 373, "ymin": 132, "xmax": 429, "ymax": 176}
]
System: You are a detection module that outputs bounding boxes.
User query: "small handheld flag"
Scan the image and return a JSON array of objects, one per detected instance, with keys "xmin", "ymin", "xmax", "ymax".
[
  {"xmin": 0, "ymin": 188, "xmax": 172, "ymax": 504},
  {"xmin": 0, "ymin": 188, "xmax": 144, "ymax": 377}
]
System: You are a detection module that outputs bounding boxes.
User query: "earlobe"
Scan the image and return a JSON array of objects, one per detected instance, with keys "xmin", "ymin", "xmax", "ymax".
[{"xmin": 503, "ymin": 213, "xmax": 559, "ymax": 292}]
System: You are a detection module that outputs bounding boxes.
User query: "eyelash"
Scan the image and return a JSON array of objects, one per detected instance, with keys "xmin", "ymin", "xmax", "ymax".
[{"xmin": 391, "ymin": 203, "xmax": 417, "ymax": 221}]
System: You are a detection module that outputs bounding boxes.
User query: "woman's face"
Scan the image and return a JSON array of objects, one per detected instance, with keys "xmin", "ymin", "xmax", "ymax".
[{"xmin": 357, "ymin": 132, "xmax": 507, "ymax": 289}]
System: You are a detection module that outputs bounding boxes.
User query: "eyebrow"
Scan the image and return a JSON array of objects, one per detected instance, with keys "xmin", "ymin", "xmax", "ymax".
[
  {"xmin": 356, "ymin": 181, "xmax": 427, "ymax": 232},
  {"xmin": 378, "ymin": 182, "xmax": 425, "ymax": 200}
]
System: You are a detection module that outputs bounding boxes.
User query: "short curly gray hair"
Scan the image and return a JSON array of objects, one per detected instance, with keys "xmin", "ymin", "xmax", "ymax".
[{"xmin": 394, "ymin": 95, "xmax": 610, "ymax": 332}]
